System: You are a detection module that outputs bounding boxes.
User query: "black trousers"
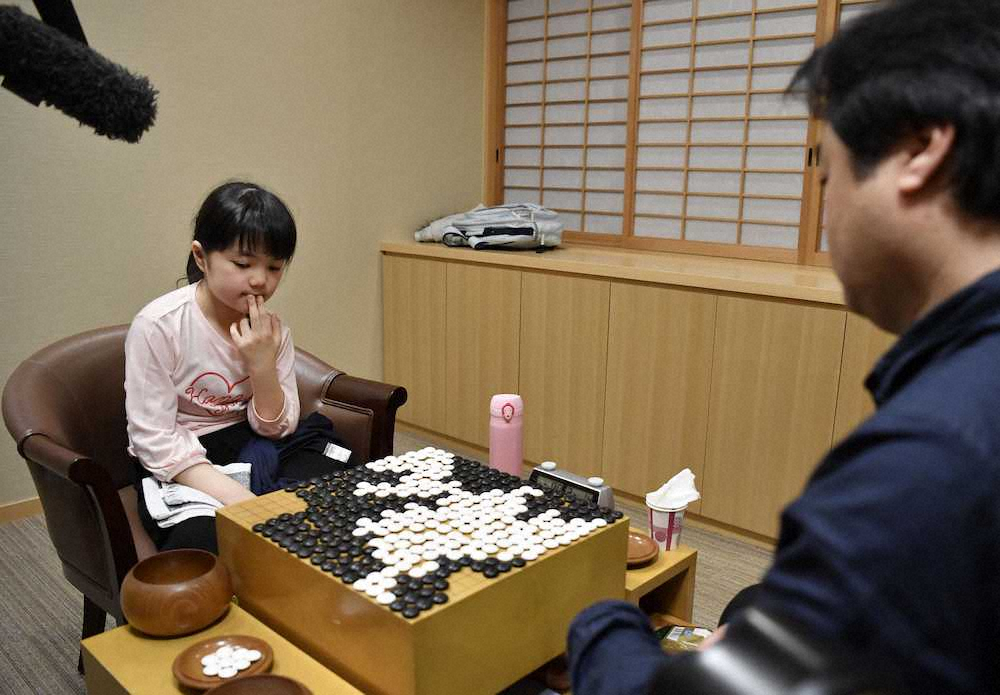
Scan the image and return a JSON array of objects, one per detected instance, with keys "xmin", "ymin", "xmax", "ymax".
[{"xmin": 135, "ymin": 421, "xmax": 338, "ymax": 554}]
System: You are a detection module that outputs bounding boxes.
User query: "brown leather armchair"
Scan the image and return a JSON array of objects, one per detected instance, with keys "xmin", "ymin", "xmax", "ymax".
[{"xmin": 2, "ymin": 325, "xmax": 406, "ymax": 667}]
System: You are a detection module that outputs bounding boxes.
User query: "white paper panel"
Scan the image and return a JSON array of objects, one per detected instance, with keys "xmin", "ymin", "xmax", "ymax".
[
  {"xmin": 634, "ymin": 216, "xmax": 683, "ymax": 238},
  {"xmin": 586, "ymin": 169, "xmax": 626, "ymax": 189},
  {"xmin": 508, "ymin": 19, "xmax": 545, "ymax": 42},
  {"xmin": 637, "ymin": 146, "xmax": 686, "ymax": 167},
  {"xmin": 508, "ymin": 0, "xmax": 544, "ymax": 20},
  {"xmin": 743, "ymin": 197, "xmax": 801, "ymax": 223},
  {"xmin": 839, "ymin": 3, "xmax": 875, "ymax": 29},
  {"xmin": 691, "ymin": 94, "xmax": 745, "ymax": 118},
  {"xmin": 589, "ymin": 78, "xmax": 630, "ymax": 100},
  {"xmin": 549, "ymin": 0, "xmax": 589, "ymax": 12},
  {"xmin": 508, "ymin": 40, "xmax": 544, "ymax": 62},
  {"xmin": 687, "ymin": 171, "xmax": 741, "ymax": 194},
  {"xmin": 690, "ymin": 120, "xmax": 744, "ymax": 143},
  {"xmin": 636, "ymin": 169, "xmax": 684, "ymax": 191},
  {"xmin": 505, "ymin": 187, "xmax": 541, "ymax": 205},
  {"xmin": 584, "ymin": 214, "xmax": 623, "ymax": 234},
  {"xmin": 505, "ymin": 168, "xmax": 540, "ymax": 187},
  {"xmin": 507, "ymin": 62, "xmax": 543, "ymax": 83},
  {"xmin": 592, "ymin": 7, "xmax": 631, "ymax": 32},
  {"xmin": 749, "ymin": 93, "xmax": 807, "ymax": 118},
  {"xmin": 642, "ymin": 47, "xmax": 692, "ymax": 71},
  {"xmin": 643, "ymin": 0, "xmax": 694, "ymax": 23},
  {"xmin": 589, "ymin": 101, "xmax": 629, "ymax": 122},
  {"xmin": 507, "ymin": 84, "xmax": 544, "ymax": 104},
  {"xmin": 755, "ymin": 8, "xmax": 816, "ymax": 37},
  {"xmin": 753, "ymin": 37, "xmax": 815, "ymax": 65},
  {"xmin": 558, "ymin": 211, "xmax": 583, "ymax": 231},
  {"xmin": 686, "ymin": 220, "xmax": 737, "ymax": 243},
  {"xmin": 549, "ymin": 13, "xmax": 589, "ymax": 36},
  {"xmin": 689, "ymin": 146, "xmax": 742, "ymax": 168},
  {"xmin": 639, "ymin": 97, "xmax": 689, "ymax": 120},
  {"xmin": 545, "ymin": 147, "xmax": 584, "ymax": 167},
  {"xmin": 586, "ymin": 192, "xmax": 625, "ymax": 213},
  {"xmin": 744, "ymin": 171, "xmax": 803, "ymax": 196},
  {"xmin": 696, "ymin": 16, "xmax": 751, "ymax": 42},
  {"xmin": 505, "ymin": 147, "xmax": 541, "ymax": 166},
  {"xmin": 741, "ymin": 223, "xmax": 798, "ymax": 248},
  {"xmin": 698, "ymin": 0, "xmax": 752, "ymax": 15},
  {"xmin": 750, "ymin": 64, "xmax": 798, "ymax": 91},
  {"xmin": 643, "ymin": 22, "xmax": 693, "ymax": 47},
  {"xmin": 507, "ymin": 105, "xmax": 543, "ymax": 125},
  {"xmin": 593, "ymin": 0, "xmax": 626, "ymax": 7},
  {"xmin": 546, "ymin": 80, "xmax": 587, "ymax": 102},
  {"xmin": 693, "ymin": 68, "xmax": 748, "ymax": 94},
  {"xmin": 544, "ymin": 189, "xmax": 583, "ymax": 209},
  {"xmin": 545, "ymin": 125, "xmax": 586, "ymax": 145},
  {"xmin": 820, "ymin": 227, "xmax": 829, "ymax": 252},
  {"xmin": 546, "ymin": 103, "xmax": 586, "ymax": 123},
  {"xmin": 639, "ymin": 121, "xmax": 688, "ymax": 143},
  {"xmin": 549, "ymin": 35, "xmax": 589, "ymax": 58},
  {"xmin": 635, "ymin": 193, "xmax": 683, "ymax": 215},
  {"xmin": 588, "ymin": 147, "xmax": 627, "ymax": 167},
  {"xmin": 745, "ymin": 145, "xmax": 804, "ymax": 169},
  {"xmin": 592, "ymin": 30, "xmax": 632, "ymax": 54},
  {"xmin": 747, "ymin": 119, "xmax": 807, "ymax": 143},
  {"xmin": 756, "ymin": 0, "xmax": 816, "ymax": 8},
  {"xmin": 544, "ymin": 168, "xmax": 583, "ymax": 189},
  {"xmin": 588, "ymin": 124, "xmax": 628, "ymax": 145},
  {"xmin": 547, "ymin": 58, "xmax": 588, "ymax": 81},
  {"xmin": 641, "ymin": 72, "xmax": 691, "ymax": 96},
  {"xmin": 694, "ymin": 42, "xmax": 750, "ymax": 68},
  {"xmin": 506, "ymin": 127, "xmax": 542, "ymax": 146},
  {"xmin": 591, "ymin": 55, "xmax": 631, "ymax": 78},
  {"xmin": 687, "ymin": 195, "xmax": 739, "ymax": 219}
]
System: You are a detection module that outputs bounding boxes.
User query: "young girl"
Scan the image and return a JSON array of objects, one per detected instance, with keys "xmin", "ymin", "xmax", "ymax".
[{"xmin": 126, "ymin": 181, "xmax": 335, "ymax": 553}]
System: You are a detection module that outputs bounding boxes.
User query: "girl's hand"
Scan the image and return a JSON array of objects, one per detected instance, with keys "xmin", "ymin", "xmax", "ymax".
[{"xmin": 229, "ymin": 295, "xmax": 281, "ymax": 376}]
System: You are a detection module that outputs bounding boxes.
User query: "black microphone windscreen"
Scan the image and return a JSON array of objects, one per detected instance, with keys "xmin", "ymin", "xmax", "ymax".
[{"xmin": 0, "ymin": 5, "xmax": 157, "ymax": 143}]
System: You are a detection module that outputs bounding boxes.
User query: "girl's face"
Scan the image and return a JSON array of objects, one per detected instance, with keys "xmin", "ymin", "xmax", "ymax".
[{"xmin": 192, "ymin": 241, "xmax": 286, "ymax": 318}]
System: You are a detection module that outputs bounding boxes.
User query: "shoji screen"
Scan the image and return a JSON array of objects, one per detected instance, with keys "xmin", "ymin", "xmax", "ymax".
[{"xmin": 504, "ymin": 0, "xmax": 633, "ymax": 236}]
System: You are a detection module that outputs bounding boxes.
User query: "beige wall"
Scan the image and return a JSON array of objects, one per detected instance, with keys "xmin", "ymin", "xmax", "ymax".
[{"xmin": 0, "ymin": 1, "xmax": 485, "ymax": 506}]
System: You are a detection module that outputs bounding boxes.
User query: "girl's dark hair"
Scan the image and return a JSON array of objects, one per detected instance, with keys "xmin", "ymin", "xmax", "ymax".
[
  {"xmin": 788, "ymin": 0, "xmax": 1000, "ymax": 221},
  {"xmin": 185, "ymin": 181, "xmax": 297, "ymax": 284}
]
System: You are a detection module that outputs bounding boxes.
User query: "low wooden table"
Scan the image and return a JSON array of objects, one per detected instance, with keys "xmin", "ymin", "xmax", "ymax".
[
  {"xmin": 81, "ymin": 604, "xmax": 362, "ymax": 695},
  {"xmin": 625, "ymin": 541, "xmax": 697, "ymax": 624}
]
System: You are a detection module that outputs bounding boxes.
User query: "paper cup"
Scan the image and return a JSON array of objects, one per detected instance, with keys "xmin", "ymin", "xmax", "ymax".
[{"xmin": 647, "ymin": 504, "xmax": 686, "ymax": 552}]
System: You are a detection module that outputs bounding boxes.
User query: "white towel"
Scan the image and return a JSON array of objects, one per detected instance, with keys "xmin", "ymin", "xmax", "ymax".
[{"xmin": 142, "ymin": 463, "xmax": 251, "ymax": 529}]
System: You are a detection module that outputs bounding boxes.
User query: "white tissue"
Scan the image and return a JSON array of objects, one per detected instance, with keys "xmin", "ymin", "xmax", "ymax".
[{"xmin": 646, "ymin": 468, "xmax": 701, "ymax": 510}]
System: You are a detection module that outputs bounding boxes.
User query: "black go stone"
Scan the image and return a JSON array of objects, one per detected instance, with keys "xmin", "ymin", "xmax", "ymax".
[
  {"xmin": 512, "ymin": 558, "xmax": 526, "ymax": 568},
  {"xmin": 496, "ymin": 562, "xmax": 511, "ymax": 573},
  {"xmin": 415, "ymin": 598, "xmax": 433, "ymax": 611},
  {"xmin": 483, "ymin": 566, "xmax": 500, "ymax": 579},
  {"xmin": 433, "ymin": 579, "xmax": 449, "ymax": 591},
  {"xmin": 470, "ymin": 561, "xmax": 485, "ymax": 573},
  {"xmin": 390, "ymin": 600, "xmax": 406, "ymax": 612},
  {"xmin": 402, "ymin": 606, "xmax": 420, "ymax": 619},
  {"xmin": 432, "ymin": 592, "xmax": 448, "ymax": 605}
]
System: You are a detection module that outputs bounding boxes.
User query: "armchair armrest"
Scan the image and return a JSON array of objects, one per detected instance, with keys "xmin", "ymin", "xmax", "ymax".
[{"xmin": 325, "ymin": 374, "xmax": 407, "ymax": 460}]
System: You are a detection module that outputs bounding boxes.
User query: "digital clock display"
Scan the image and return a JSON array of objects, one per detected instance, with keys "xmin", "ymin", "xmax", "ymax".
[{"xmin": 529, "ymin": 470, "xmax": 600, "ymax": 504}]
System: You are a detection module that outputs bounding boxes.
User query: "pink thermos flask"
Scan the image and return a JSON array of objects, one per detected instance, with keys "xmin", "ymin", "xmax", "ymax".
[{"xmin": 489, "ymin": 394, "xmax": 524, "ymax": 477}]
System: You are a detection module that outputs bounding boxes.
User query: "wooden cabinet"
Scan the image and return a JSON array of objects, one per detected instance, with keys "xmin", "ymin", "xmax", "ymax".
[
  {"xmin": 382, "ymin": 255, "xmax": 447, "ymax": 432},
  {"xmin": 833, "ymin": 313, "xmax": 896, "ymax": 444},
  {"xmin": 520, "ymin": 272, "xmax": 610, "ymax": 477},
  {"xmin": 602, "ymin": 282, "xmax": 716, "ymax": 513},
  {"xmin": 701, "ymin": 297, "xmax": 846, "ymax": 537}
]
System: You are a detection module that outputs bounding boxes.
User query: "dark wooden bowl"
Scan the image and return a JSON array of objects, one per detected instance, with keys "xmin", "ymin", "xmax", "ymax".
[
  {"xmin": 205, "ymin": 675, "xmax": 312, "ymax": 694},
  {"xmin": 121, "ymin": 549, "xmax": 233, "ymax": 637}
]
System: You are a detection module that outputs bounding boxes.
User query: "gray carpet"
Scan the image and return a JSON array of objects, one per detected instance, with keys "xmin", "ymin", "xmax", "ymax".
[{"xmin": 0, "ymin": 433, "xmax": 773, "ymax": 694}]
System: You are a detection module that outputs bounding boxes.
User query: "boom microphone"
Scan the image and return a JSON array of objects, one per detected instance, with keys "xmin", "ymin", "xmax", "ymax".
[{"xmin": 0, "ymin": 4, "xmax": 157, "ymax": 143}]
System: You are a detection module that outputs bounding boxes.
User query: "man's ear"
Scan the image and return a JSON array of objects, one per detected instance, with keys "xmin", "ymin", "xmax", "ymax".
[
  {"xmin": 191, "ymin": 241, "xmax": 207, "ymax": 272},
  {"xmin": 899, "ymin": 124, "xmax": 955, "ymax": 194}
]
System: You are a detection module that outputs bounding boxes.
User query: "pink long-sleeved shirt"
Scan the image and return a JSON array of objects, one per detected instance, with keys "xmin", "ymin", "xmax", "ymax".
[{"xmin": 125, "ymin": 283, "xmax": 299, "ymax": 482}]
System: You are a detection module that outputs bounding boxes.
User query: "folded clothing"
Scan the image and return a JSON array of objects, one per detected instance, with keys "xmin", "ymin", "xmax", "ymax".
[{"xmin": 142, "ymin": 462, "xmax": 251, "ymax": 529}]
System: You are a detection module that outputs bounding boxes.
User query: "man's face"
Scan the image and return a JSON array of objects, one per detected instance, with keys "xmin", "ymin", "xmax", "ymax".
[{"xmin": 820, "ymin": 124, "xmax": 907, "ymax": 331}]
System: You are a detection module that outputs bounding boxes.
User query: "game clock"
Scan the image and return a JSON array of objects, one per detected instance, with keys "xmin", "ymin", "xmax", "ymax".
[{"xmin": 528, "ymin": 461, "xmax": 616, "ymax": 510}]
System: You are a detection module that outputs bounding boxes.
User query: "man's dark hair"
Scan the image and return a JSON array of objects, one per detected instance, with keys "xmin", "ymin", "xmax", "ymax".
[{"xmin": 789, "ymin": 0, "xmax": 1000, "ymax": 221}]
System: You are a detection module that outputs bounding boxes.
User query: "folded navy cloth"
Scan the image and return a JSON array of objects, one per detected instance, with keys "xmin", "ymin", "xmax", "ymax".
[{"xmin": 242, "ymin": 412, "xmax": 347, "ymax": 494}]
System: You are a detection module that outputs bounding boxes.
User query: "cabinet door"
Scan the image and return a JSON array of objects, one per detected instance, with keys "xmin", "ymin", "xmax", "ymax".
[
  {"xmin": 833, "ymin": 313, "xmax": 896, "ymax": 443},
  {"xmin": 602, "ymin": 282, "xmax": 716, "ymax": 512},
  {"xmin": 702, "ymin": 296, "xmax": 846, "ymax": 538},
  {"xmin": 382, "ymin": 255, "xmax": 447, "ymax": 432},
  {"xmin": 520, "ymin": 272, "xmax": 611, "ymax": 476},
  {"xmin": 445, "ymin": 263, "xmax": 521, "ymax": 448}
]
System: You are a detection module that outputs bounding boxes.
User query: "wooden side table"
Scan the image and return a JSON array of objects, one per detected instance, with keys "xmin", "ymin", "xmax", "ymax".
[
  {"xmin": 625, "ymin": 543, "xmax": 697, "ymax": 624},
  {"xmin": 81, "ymin": 604, "xmax": 362, "ymax": 695}
]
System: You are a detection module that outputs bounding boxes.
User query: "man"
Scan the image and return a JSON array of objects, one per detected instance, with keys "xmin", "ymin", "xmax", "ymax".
[{"xmin": 567, "ymin": 1, "xmax": 1000, "ymax": 693}]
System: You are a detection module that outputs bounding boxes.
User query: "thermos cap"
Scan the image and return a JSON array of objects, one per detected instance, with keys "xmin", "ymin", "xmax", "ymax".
[{"xmin": 490, "ymin": 394, "xmax": 524, "ymax": 420}]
